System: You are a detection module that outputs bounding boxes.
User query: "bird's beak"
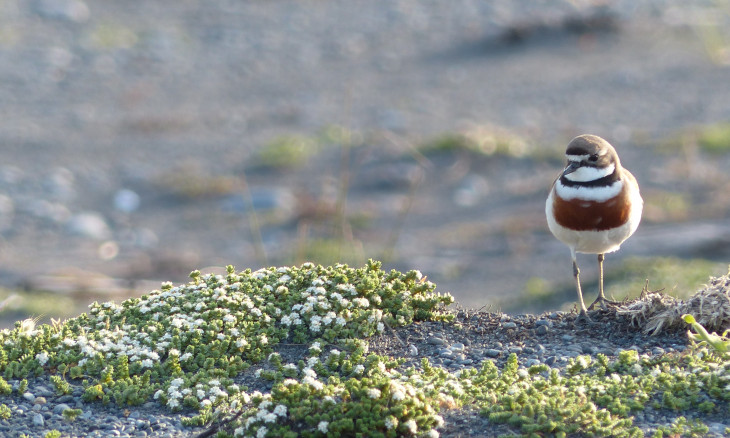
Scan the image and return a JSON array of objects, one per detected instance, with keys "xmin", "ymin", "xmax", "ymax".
[{"xmin": 562, "ymin": 161, "xmax": 581, "ymax": 176}]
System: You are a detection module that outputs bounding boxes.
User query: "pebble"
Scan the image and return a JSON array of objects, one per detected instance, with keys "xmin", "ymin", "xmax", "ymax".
[
  {"xmin": 34, "ymin": 396, "xmax": 47, "ymax": 405},
  {"xmin": 33, "ymin": 0, "xmax": 91, "ymax": 23},
  {"xmin": 503, "ymin": 322, "xmax": 517, "ymax": 329},
  {"xmin": 485, "ymin": 349, "xmax": 501, "ymax": 358},
  {"xmin": 525, "ymin": 358, "xmax": 541, "ymax": 367},
  {"xmin": 450, "ymin": 342, "xmax": 465, "ymax": 352},
  {"xmin": 536, "ymin": 325, "xmax": 549, "ymax": 335},
  {"xmin": 53, "ymin": 403, "xmax": 72, "ymax": 414},
  {"xmin": 34, "ymin": 386, "xmax": 53, "ymax": 397},
  {"xmin": 408, "ymin": 344, "xmax": 418, "ymax": 356},
  {"xmin": 22, "ymin": 392, "xmax": 35, "ymax": 402},
  {"xmin": 32, "ymin": 413, "xmax": 44, "ymax": 427},
  {"xmin": 114, "ymin": 189, "xmax": 141, "ymax": 213},
  {"xmin": 427, "ymin": 336, "xmax": 447, "ymax": 346},
  {"xmin": 67, "ymin": 212, "xmax": 112, "ymax": 240}
]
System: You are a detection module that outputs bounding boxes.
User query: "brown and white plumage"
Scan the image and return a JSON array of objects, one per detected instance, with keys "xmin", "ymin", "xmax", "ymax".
[{"xmin": 546, "ymin": 134, "xmax": 643, "ymax": 316}]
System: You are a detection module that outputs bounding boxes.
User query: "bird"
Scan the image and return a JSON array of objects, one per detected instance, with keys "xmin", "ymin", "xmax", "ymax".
[{"xmin": 546, "ymin": 134, "xmax": 643, "ymax": 318}]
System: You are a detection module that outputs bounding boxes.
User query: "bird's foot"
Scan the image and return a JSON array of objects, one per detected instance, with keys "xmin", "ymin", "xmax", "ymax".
[
  {"xmin": 587, "ymin": 296, "xmax": 620, "ymax": 311},
  {"xmin": 575, "ymin": 309, "xmax": 592, "ymax": 323}
]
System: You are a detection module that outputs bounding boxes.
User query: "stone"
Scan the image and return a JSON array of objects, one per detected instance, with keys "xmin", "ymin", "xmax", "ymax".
[
  {"xmin": 32, "ymin": 413, "xmax": 44, "ymax": 427},
  {"xmin": 485, "ymin": 349, "xmax": 501, "ymax": 358},
  {"xmin": 53, "ymin": 403, "xmax": 71, "ymax": 414},
  {"xmin": 67, "ymin": 212, "xmax": 112, "ymax": 240},
  {"xmin": 114, "ymin": 189, "xmax": 141, "ymax": 213},
  {"xmin": 427, "ymin": 336, "xmax": 446, "ymax": 346}
]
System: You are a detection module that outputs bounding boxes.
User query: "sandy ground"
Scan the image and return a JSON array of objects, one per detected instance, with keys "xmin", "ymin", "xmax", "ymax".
[{"xmin": 2, "ymin": 0, "xmax": 730, "ymax": 326}]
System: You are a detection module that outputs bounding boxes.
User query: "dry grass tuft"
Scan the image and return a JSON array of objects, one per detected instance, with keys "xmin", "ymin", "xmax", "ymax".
[{"xmin": 618, "ymin": 268, "xmax": 730, "ymax": 335}]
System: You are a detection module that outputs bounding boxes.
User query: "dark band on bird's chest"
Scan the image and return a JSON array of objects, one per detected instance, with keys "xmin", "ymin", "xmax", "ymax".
[
  {"xmin": 552, "ymin": 183, "xmax": 631, "ymax": 231},
  {"xmin": 559, "ymin": 169, "xmax": 619, "ymax": 188}
]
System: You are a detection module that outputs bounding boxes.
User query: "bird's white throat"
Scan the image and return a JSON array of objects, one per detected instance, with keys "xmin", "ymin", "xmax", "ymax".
[
  {"xmin": 555, "ymin": 179, "xmax": 623, "ymax": 202},
  {"xmin": 564, "ymin": 163, "xmax": 615, "ymax": 183}
]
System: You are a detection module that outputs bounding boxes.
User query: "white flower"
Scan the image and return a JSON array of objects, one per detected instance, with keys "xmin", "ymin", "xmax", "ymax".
[
  {"xmin": 35, "ymin": 352, "xmax": 49, "ymax": 366},
  {"xmin": 310, "ymin": 320, "xmax": 322, "ymax": 332},
  {"xmin": 318, "ymin": 421, "xmax": 329, "ymax": 433},
  {"xmin": 303, "ymin": 375, "xmax": 324, "ymax": 391},
  {"xmin": 426, "ymin": 430, "xmax": 439, "ymax": 438},
  {"xmin": 237, "ymin": 338, "xmax": 248, "ymax": 348},
  {"xmin": 367, "ymin": 388, "xmax": 381, "ymax": 399},
  {"xmin": 141, "ymin": 359, "xmax": 153, "ymax": 368},
  {"xmin": 260, "ymin": 334, "xmax": 268, "ymax": 345},
  {"xmin": 391, "ymin": 383, "xmax": 406, "ymax": 401},
  {"xmin": 170, "ymin": 378, "xmax": 185, "ymax": 388},
  {"xmin": 283, "ymin": 363, "xmax": 297, "ymax": 371},
  {"xmin": 377, "ymin": 322, "xmax": 385, "ymax": 333},
  {"xmin": 256, "ymin": 426, "xmax": 268, "ymax": 438},
  {"xmin": 353, "ymin": 365, "xmax": 365, "ymax": 375},
  {"xmin": 385, "ymin": 416, "xmax": 398, "ymax": 430},
  {"xmin": 154, "ymin": 390, "xmax": 163, "ymax": 399},
  {"xmin": 404, "ymin": 419, "xmax": 417, "ymax": 434},
  {"xmin": 167, "ymin": 398, "xmax": 180, "ymax": 409},
  {"xmin": 273, "ymin": 404, "xmax": 287, "ymax": 416}
]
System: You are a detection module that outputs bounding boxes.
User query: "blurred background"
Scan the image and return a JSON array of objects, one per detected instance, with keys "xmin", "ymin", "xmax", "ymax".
[{"xmin": 2, "ymin": 0, "xmax": 730, "ymax": 328}]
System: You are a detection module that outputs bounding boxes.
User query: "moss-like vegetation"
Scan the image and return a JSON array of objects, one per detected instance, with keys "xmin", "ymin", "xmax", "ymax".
[{"xmin": 1, "ymin": 261, "xmax": 728, "ymax": 437}]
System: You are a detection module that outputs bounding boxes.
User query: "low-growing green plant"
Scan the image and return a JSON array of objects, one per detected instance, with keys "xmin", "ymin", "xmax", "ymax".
[
  {"xmin": 696, "ymin": 123, "xmax": 730, "ymax": 153},
  {"xmin": 0, "ymin": 260, "xmax": 453, "ymax": 434},
  {"xmin": 62, "ymin": 408, "xmax": 83, "ymax": 421},
  {"xmin": 1, "ymin": 260, "xmax": 728, "ymax": 437},
  {"xmin": 0, "ymin": 403, "xmax": 10, "ymax": 420},
  {"xmin": 254, "ymin": 135, "xmax": 322, "ymax": 169},
  {"xmin": 50, "ymin": 375, "xmax": 72, "ymax": 395},
  {"xmin": 683, "ymin": 314, "xmax": 730, "ymax": 354},
  {"xmin": 652, "ymin": 416, "xmax": 709, "ymax": 438}
]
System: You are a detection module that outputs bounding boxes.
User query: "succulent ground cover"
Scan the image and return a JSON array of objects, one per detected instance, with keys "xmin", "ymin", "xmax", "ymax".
[{"xmin": 0, "ymin": 261, "xmax": 729, "ymax": 437}]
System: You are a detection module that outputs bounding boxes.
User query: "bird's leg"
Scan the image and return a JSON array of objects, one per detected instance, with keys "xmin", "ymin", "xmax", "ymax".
[
  {"xmin": 588, "ymin": 253, "xmax": 620, "ymax": 310},
  {"xmin": 572, "ymin": 251, "xmax": 589, "ymax": 320}
]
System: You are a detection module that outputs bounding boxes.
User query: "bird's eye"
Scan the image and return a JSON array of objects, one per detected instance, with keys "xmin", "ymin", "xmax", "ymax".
[{"xmin": 588, "ymin": 154, "xmax": 599, "ymax": 162}]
